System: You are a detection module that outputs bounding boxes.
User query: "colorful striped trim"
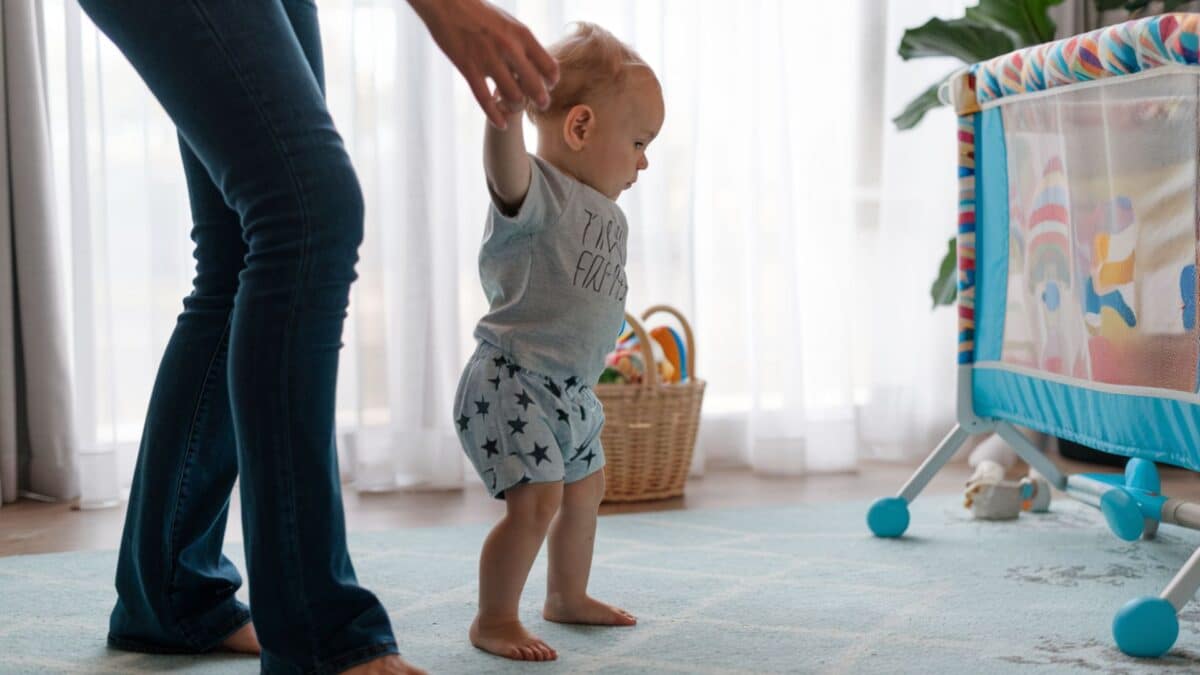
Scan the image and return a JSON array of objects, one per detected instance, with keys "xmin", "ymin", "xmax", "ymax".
[
  {"xmin": 972, "ymin": 13, "xmax": 1200, "ymax": 105},
  {"xmin": 957, "ymin": 112, "xmax": 977, "ymax": 365}
]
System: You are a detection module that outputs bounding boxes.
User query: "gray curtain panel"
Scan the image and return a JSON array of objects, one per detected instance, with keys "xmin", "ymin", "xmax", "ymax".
[{"xmin": 0, "ymin": 0, "xmax": 79, "ymax": 505}]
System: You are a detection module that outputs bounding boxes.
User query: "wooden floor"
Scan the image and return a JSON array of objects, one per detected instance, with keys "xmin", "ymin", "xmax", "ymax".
[{"xmin": 3, "ymin": 457, "xmax": 1200, "ymax": 558}]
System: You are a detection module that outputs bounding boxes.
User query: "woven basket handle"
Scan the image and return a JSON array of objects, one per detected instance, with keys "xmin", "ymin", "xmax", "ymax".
[
  {"xmin": 641, "ymin": 304, "xmax": 697, "ymax": 380},
  {"xmin": 620, "ymin": 312, "xmax": 659, "ymax": 390}
]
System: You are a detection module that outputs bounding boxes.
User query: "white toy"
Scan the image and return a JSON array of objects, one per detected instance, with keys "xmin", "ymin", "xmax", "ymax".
[{"xmin": 962, "ymin": 431, "xmax": 1051, "ymax": 520}]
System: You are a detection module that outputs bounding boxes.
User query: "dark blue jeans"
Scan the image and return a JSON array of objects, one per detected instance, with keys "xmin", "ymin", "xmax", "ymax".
[{"xmin": 75, "ymin": 1, "xmax": 397, "ymax": 672}]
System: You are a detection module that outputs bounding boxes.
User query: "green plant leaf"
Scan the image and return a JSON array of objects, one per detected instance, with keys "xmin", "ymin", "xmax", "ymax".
[
  {"xmin": 1163, "ymin": 0, "xmax": 1191, "ymax": 11},
  {"xmin": 1093, "ymin": 0, "xmax": 1128, "ymax": 9},
  {"xmin": 964, "ymin": 0, "xmax": 1064, "ymax": 46},
  {"xmin": 893, "ymin": 73, "xmax": 956, "ymax": 130},
  {"xmin": 931, "ymin": 236, "xmax": 959, "ymax": 308},
  {"xmin": 1122, "ymin": 0, "xmax": 1152, "ymax": 11},
  {"xmin": 899, "ymin": 17, "xmax": 1016, "ymax": 63}
]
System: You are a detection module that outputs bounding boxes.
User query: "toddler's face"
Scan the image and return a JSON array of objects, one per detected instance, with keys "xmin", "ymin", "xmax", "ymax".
[{"xmin": 582, "ymin": 71, "xmax": 664, "ymax": 201}]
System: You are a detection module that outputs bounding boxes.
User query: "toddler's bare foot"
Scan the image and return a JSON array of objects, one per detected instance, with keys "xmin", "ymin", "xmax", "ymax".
[
  {"xmin": 470, "ymin": 615, "xmax": 557, "ymax": 661},
  {"xmin": 543, "ymin": 595, "xmax": 636, "ymax": 626},
  {"xmin": 341, "ymin": 654, "xmax": 427, "ymax": 674},
  {"xmin": 220, "ymin": 622, "xmax": 261, "ymax": 655}
]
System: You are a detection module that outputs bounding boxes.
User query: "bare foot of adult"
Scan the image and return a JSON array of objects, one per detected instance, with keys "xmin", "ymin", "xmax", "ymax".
[
  {"xmin": 220, "ymin": 622, "xmax": 261, "ymax": 655},
  {"xmin": 470, "ymin": 615, "xmax": 557, "ymax": 661},
  {"xmin": 341, "ymin": 654, "xmax": 428, "ymax": 674},
  {"xmin": 544, "ymin": 595, "xmax": 636, "ymax": 626}
]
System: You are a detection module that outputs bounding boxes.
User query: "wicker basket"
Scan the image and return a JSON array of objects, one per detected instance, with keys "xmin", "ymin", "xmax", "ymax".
[{"xmin": 595, "ymin": 305, "xmax": 705, "ymax": 503}]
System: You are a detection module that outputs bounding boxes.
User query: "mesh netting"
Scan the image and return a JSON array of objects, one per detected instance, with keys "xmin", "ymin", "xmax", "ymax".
[{"xmin": 998, "ymin": 72, "xmax": 1200, "ymax": 394}]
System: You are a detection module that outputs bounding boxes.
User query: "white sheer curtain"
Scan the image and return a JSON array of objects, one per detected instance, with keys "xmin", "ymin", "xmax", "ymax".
[
  {"xmin": 857, "ymin": 0, "xmax": 970, "ymax": 461},
  {"xmin": 40, "ymin": 0, "xmax": 969, "ymax": 506}
]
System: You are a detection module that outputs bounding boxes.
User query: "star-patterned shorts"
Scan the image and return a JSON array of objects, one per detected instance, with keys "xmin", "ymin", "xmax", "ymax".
[{"xmin": 453, "ymin": 341, "xmax": 606, "ymax": 499}]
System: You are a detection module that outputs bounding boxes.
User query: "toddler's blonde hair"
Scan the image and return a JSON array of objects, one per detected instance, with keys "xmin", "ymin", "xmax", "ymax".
[{"xmin": 527, "ymin": 22, "xmax": 652, "ymax": 122}]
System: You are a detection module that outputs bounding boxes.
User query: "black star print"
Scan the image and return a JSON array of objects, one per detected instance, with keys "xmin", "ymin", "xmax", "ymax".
[
  {"xmin": 578, "ymin": 404, "xmax": 587, "ymax": 421},
  {"xmin": 570, "ymin": 443, "xmax": 589, "ymax": 462},
  {"xmin": 474, "ymin": 398, "xmax": 490, "ymax": 416},
  {"xmin": 556, "ymin": 408, "xmax": 570, "ymax": 423},
  {"xmin": 515, "ymin": 390, "xmax": 534, "ymax": 410},
  {"xmin": 489, "ymin": 375, "xmax": 502, "ymax": 391},
  {"xmin": 507, "ymin": 417, "xmax": 528, "ymax": 435},
  {"xmin": 581, "ymin": 450, "xmax": 597, "ymax": 468},
  {"xmin": 518, "ymin": 474, "xmax": 532, "ymax": 485},
  {"xmin": 481, "ymin": 438, "xmax": 499, "ymax": 457},
  {"xmin": 493, "ymin": 355, "xmax": 508, "ymax": 368},
  {"xmin": 565, "ymin": 376, "xmax": 579, "ymax": 390},
  {"xmin": 506, "ymin": 363, "xmax": 521, "ymax": 378},
  {"xmin": 456, "ymin": 414, "xmax": 471, "ymax": 432},
  {"xmin": 530, "ymin": 443, "xmax": 551, "ymax": 466},
  {"xmin": 543, "ymin": 378, "xmax": 562, "ymax": 398}
]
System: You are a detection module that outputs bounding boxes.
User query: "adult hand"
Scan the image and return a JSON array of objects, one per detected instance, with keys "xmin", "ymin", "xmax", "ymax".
[{"xmin": 408, "ymin": 0, "xmax": 559, "ymax": 129}]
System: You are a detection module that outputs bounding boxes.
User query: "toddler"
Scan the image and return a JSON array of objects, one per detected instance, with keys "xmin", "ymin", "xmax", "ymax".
[{"xmin": 452, "ymin": 22, "xmax": 665, "ymax": 662}]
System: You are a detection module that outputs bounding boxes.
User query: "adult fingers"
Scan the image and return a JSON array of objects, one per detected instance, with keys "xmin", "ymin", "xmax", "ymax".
[
  {"xmin": 517, "ymin": 24, "xmax": 559, "ymax": 87},
  {"xmin": 505, "ymin": 46, "xmax": 551, "ymax": 109},
  {"xmin": 487, "ymin": 53, "xmax": 525, "ymax": 108},
  {"xmin": 464, "ymin": 65, "xmax": 507, "ymax": 129}
]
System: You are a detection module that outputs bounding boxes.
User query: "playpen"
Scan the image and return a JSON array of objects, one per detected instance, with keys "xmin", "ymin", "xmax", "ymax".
[{"xmin": 868, "ymin": 14, "xmax": 1200, "ymax": 658}]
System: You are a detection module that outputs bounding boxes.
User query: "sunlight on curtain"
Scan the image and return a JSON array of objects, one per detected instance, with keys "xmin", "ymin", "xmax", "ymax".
[{"xmin": 38, "ymin": 0, "xmax": 968, "ymax": 505}]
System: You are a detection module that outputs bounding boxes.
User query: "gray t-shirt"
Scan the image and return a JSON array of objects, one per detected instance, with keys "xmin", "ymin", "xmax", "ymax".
[{"xmin": 473, "ymin": 154, "xmax": 629, "ymax": 385}]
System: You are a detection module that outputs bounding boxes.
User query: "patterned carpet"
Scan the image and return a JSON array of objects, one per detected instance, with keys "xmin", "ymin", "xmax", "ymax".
[{"xmin": 2, "ymin": 496, "xmax": 1200, "ymax": 674}]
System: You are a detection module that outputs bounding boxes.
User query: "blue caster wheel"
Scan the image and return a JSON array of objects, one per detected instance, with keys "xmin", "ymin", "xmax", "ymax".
[
  {"xmin": 1113, "ymin": 596, "xmax": 1177, "ymax": 658},
  {"xmin": 1125, "ymin": 458, "xmax": 1161, "ymax": 494},
  {"xmin": 867, "ymin": 497, "xmax": 909, "ymax": 538},
  {"xmin": 1101, "ymin": 488, "xmax": 1144, "ymax": 542}
]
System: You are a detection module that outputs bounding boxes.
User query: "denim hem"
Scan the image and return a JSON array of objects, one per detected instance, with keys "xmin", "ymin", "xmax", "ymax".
[
  {"xmin": 315, "ymin": 641, "xmax": 400, "ymax": 675},
  {"xmin": 107, "ymin": 604, "xmax": 252, "ymax": 655},
  {"xmin": 259, "ymin": 640, "xmax": 399, "ymax": 675},
  {"xmin": 193, "ymin": 607, "xmax": 255, "ymax": 652}
]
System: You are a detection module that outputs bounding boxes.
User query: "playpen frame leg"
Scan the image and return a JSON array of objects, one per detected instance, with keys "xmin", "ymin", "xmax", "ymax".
[
  {"xmin": 1162, "ymin": 545, "xmax": 1200, "ymax": 611},
  {"xmin": 1162, "ymin": 499, "xmax": 1200, "ymax": 530},
  {"xmin": 994, "ymin": 421, "xmax": 1067, "ymax": 490},
  {"xmin": 898, "ymin": 425, "xmax": 971, "ymax": 502},
  {"xmin": 867, "ymin": 425, "xmax": 971, "ymax": 537},
  {"xmin": 1111, "ymin": 543, "xmax": 1197, "ymax": 658},
  {"xmin": 1098, "ymin": 480, "xmax": 1200, "ymax": 657}
]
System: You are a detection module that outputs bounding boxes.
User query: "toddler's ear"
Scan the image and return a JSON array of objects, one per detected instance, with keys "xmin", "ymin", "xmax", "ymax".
[{"xmin": 563, "ymin": 104, "xmax": 595, "ymax": 151}]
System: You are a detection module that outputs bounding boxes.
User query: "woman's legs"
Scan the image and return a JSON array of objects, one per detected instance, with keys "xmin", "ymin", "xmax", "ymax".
[
  {"xmin": 106, "ymin": 137, "xmax": 254, "ymax": 655},
  {"xmin": 79, "ymin": 0, "xmax": 397, "ymax": 670}
]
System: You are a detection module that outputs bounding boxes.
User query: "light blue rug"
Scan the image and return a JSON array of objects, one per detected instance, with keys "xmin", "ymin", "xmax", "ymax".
[{"xmin": 2, "ymin": 496, "xmax": 1200, "ymax": 674}]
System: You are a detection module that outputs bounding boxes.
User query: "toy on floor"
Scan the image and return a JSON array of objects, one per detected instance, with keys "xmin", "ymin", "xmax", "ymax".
[
  {"xmin": 962, "ymin": 431, "xmax": 1052, "ymax": 520},
  {"xmin": 867, "ymin": 13, "xmax": 1200, "ymax": 660}
]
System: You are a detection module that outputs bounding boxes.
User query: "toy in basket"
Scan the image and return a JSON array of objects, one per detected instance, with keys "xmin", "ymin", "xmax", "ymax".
[
  {"xmin": 868, "ymin": 14, "xmax": 1200, "ymax": 659},
  {"xmin": 600, "ymin": 321, "xmax": 688, "ymax": 385},
  {"xmin": 595, "ymin": 305, "xmax": 705, "ymax": 502}
]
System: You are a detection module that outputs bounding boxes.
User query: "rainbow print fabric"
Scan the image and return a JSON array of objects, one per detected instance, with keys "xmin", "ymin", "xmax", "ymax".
[{"xmin": 973, "ymin": 13, "xmax": 1200, "ymax": 105}]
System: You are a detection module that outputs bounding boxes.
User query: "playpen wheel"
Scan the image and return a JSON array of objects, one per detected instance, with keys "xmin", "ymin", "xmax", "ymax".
[
  {"xmin": 1100, "ymin": 488, "xmax": 1144, "ymax": 542},
  {"xmin": 1113, "ymin": 596, "xmax": 1177, "ymax": 658},
  {"xmin": 867, "ymin": 497, "xmax": 909, "ymax": 538}
]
